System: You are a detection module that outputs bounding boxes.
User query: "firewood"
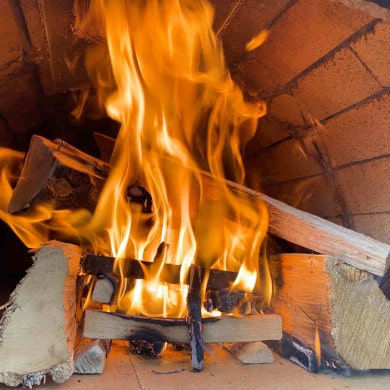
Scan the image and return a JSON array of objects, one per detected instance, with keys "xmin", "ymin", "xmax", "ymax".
[
  {"xmin": 0, "ymin": 241, "xmax": 81, "ymax": 387},
  {"xmin": 8, "ymin": 135, "xmax": 109, "ymax": 214},
  {"xmin": 268, "ymin": 254, "xmax": 390, "ymax": 371},
  {"xmin": 92, "ymin": 133, "xmax": 389, "ymax": 276},
  {"xmin": 187, "ymin": 265, "xmax": 204, "ymax": 371},
  {"xmin": 224, "ymin": 341, "xmax": 274, "ymax": 364},
  {"xmin": 83, "ymin": 310, "xmax": 282, "ymax": 344},
  {"xmin": 82, "ymin": 254, "xmax": 237, "ymax": 289},
  {"xmin": 82, "ymin": 254, "xmax": 182, "ymax": 284},
  {"xmin": 91, "ymin": 275, "xmax": 118, "ymax": 304},
  {"xmin": 73, "ymin": 338, "xmax": 111, "ymax": 374},
  {"xmin": 206, "ymin": 289, "xmax": 254, "ymax": 315}
]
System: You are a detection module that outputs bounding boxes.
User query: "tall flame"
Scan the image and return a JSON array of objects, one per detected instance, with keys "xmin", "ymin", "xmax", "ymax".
[{"xmin": 0, "ymin": 0, "xmax": 268, "ymax": 318}]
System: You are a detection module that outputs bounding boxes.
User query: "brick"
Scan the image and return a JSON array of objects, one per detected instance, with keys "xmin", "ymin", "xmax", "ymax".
[
  {"xmin": 353, "ymin": 214, "xmax": 390, "ymax": 244},
  {"xmin": 32, "ymin": 0, "xmax": 86, "ymax": 93},
  {"xmin": 269, "ymin": 94, "xmax": 311, "ymax": 127},
  {"xmin": 320, "ymin": 93, "xmax": 390, "ymax": 167},
  {"xmin": 336, "ymin": 157, "xmax": 390, "ymax": 214},
  {"xmin": 218, "ymin": 0, "xmax": 290, "ymax": 66},
  {"xmin": 0, "ymin": 72, "xmax": 43, "ymax": 134},
  {"xmin": 236, "ymin": 0, "xmax": 373, "ymax": 96},
  {"xmin": 292, "ymin": 47, "xmax": 381, "ymax": 120},
  {"xmin": 21, "ymin": 0, "xmax": 47, "ymax": 53},
  {"xmin": 0, "ymin": 118, "xmax": 9, "ymax": 145},
  {"xmin": 351, "ymin": 21, "xmax": 390, "ymax": 87},
  {"xmin": 245, "ymin": 114, "xmax": 290, "ymax": 155},
  {"xmin": 210, "ymin": 0, "xmax": 240, "ymax": 33},
  {"xmin": 245, "ymin": 138, "xmax": 323, "ymax": 186},
  {"xmin": 264, "ymin": 174, "xmax": 343, "ymax": 218},
  {"xmin": 0, "ymin": 1, "xmax": 23, "ymax": 70}
]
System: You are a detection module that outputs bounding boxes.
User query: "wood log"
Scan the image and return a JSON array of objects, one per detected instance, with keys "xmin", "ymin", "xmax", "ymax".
[
  {"xmin": 8, "ymin": 135, "xmax": 109, "ymax": 214},
  {"xmin": 83, "ymin": 310, "xmax": 282, "ymax": 344},
  {"xmin": 91, "ymin": 276, "xmax": 118, "ymax": 305},
  {"xmin": 201, "ymin": 174, "xmax": 390, "ymax": 277},
  {"xmin": 187, "ymin": 265, "xmax": 204, "ymax": 371},
  {"xmin": 0, "ymin": 241, "xmax": 81, "ymax": 387},
  {"xmin": 73, "ymin": 338, "xmax": 111, "ymax": 374},
  {"xmin": 224, "ymin": 341, "xmax": 274, "ymax": 364},
  {"xmin": 82, "ymin": 254, "xmax": 237, "ymax": 289},
  {"xmin": 268, "ymin": 254, "xmax": 390, "ymax": 371},
  {"xmin": 92, "ymin": 133, "xmax": 390, "ymax": 276}
]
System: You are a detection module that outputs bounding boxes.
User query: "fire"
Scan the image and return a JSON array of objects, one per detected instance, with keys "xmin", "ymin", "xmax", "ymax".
[{"xmin": 0, "ymin": 0, "xmax": 269, "ymax": 318}]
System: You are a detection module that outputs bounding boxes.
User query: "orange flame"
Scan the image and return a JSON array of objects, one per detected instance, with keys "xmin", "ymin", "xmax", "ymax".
[
  {"xmin": 315, "ymin": 321, "xmax": 322, "ymax": 367},
  {"xmin": 0, "ymin": 0, "xmax": 269, "ymax": 318}
]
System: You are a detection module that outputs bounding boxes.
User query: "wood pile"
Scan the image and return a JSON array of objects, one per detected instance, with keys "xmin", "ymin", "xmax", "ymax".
[{"xmin": 0, "ymin": 134, "xmax": 389, "ymax": 386}]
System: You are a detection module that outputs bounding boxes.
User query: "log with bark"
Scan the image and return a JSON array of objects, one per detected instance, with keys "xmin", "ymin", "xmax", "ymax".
[
  {"xmin": 0, "ymin": 241, "xmax": 81, "ymax": 387},
  {"xmin": 8, "ymin": 135, "xmax": 109, "ymax": 214},
  {"xmin": 267, "ymin": 253, "xmax": 390, "ymax": 372}
]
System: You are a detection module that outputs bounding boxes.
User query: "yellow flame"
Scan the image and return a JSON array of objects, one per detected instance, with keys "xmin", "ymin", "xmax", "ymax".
[
  {"xmin": 0, "ymin": 0, "xmax": 269, "ymax": 318},
  {"xmin": 246, "ymin": 30, "xmax": 269, "ymax": 52}
]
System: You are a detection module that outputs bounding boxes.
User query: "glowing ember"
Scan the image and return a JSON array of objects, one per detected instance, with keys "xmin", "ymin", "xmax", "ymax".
[{"xmin": 0, "ymin": 0, "xmax": 269, "ymax": 318}]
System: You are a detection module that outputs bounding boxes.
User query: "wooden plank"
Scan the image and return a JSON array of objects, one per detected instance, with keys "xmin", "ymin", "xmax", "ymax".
[
  {"xmin": 268, "ymin": 254, "xmax": 390, "ymax": 370},
  {"xmin": 202, "ymin": 174, "xmax": 390, "ymax": 276},
  {"xmin": 83, "ymin": 310, "xmax": 282, "ymax": 344},
  {"xmin": 0, "ymin": 241, "xmax": 81, "ymax": 387}
]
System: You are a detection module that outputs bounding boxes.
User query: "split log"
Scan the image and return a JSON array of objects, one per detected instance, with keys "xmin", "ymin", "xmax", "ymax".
[
  {"xmin": 82, "ymin": 254, "xmax": 237, "ymax": 289},
  {"xmin": 73, "ymin": 338, "xmax": 111, "ymax": 374},
  {"xmin": 0, "ymin": 241, "xmax": 81, "ymax": 387},
  {"xmin": 187, "ymin": 265, "xmax": 204, "ymax": 371},
  {"xmin": 92, "ymin": 132, "xmax": 390, "ymax": 276},
  {"xmin": 268, "ymin": 254, "xmax": 390, "ymax": 371},
  {"xmin": 201, "ymin": 174, "xmax": 390, "ymax": 277},
  {"xmin": 8, "ymin": 135, "xmax": 109, "ymax": 214},
  {"xmin": 83, "ymin": 310, "xmax": 282, "ymax": 344},
  {"xmin": 224, "ymin": 341, "xmax": 274, "ymax": 364},
  {"xmin": 91, "ymin": 276, "xmax": 118, "ymax": 305}
]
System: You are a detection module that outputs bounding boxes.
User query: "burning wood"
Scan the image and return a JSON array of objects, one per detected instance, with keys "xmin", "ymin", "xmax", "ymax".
[
  {"xmin": 8, "ymin": 135, "xmax": 108, "ymax": 214},
  {"xmin": 82, "ymin": 253, "xmax": 238, "ymax": 289},
  {"xmin": 83, "ymin": 310, "xmax": 282, "ymax": 345},
  {"xmin": 0, "ymin": 241, "xmax": 81, "ymax": 387},
  {"xmin": 187, "ymin": 265, "xmax": 204, "ymax": 370}
]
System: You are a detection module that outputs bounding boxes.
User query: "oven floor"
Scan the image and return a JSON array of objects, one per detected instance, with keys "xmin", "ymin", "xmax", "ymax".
[{"xmin": 1, "ymin": 341, "xmax": 388, "ymax": 389}]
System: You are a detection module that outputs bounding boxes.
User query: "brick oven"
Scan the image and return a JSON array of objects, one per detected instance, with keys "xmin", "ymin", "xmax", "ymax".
[{"xmin": 0, "ymin": 0, "xmax": 389, "ymax": 388}]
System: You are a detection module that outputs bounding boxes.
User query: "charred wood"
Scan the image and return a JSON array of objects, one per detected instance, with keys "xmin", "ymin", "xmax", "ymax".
[
  {"xmin": 82, "ymin": 254, "xmax": 238, "ymax": 289},
  {"xmin": 8, "ymin": 135, "xmax": 109, "ymax": 214},
  {"xmin": 187, "ymin": 265, "xmax": 204, "ymax": 371},
  {"xmin": 224, "ymin": 341, "xmax": 274, "ymax": 364}
]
